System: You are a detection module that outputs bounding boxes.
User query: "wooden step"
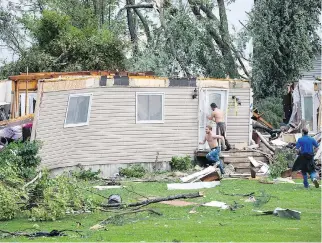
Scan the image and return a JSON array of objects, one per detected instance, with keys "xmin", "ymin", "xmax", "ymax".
[
  {"xmin": 235, "ymin": 168, "xmax": 252, "ymax": 174},
  {"xmin": 223, "ymin": 157, "xmax": 268, "ymax": 163},
  {"xmin": 196, "ymin": 149, "xmax": 268, "ymax": 158}
]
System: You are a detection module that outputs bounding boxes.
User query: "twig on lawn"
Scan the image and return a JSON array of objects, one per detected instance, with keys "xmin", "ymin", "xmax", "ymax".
[{"xmin": 220, "ymin": 191, "xmax": 255, "ymax": 197}]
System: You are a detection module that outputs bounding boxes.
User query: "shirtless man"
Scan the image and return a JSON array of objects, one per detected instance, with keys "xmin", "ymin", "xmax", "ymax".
[
  {"xmin": 207, "ymin": 103, "xmax": 231, "ymax": 151},
  {"xmin": 199, "ymin": 125, "xmax": 225, "ymax": 174}
]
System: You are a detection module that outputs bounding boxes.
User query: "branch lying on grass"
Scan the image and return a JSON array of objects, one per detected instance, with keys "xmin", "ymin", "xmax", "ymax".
[
  {"xmin": 101, "ymin": 192, "xmax": 203, "ymax": 208},
  {"xmin": 93, "ymin": 209, "xmax": 162, "ymax": 228},
  {"xmin": 220, "ymin": 191, "xmax": 255, "ymax": 197},
  {"xmin": 0, "ymin": 229, "xmax": 83, "ymax": 238}
]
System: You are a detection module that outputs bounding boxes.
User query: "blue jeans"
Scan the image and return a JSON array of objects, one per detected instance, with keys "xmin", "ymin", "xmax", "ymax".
[
  {"xmin": 206, "ymin": 147, "xmax": 225, "ymax": 174},
  {"xmin": 302, "ymin": 171, "xmax": 317, "ymax": 188}
]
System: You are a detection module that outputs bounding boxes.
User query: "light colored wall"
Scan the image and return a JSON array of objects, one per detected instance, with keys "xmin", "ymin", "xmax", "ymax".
[
  {"xmin": 36, "ymin": 87, "xmax": 198, "ymax": 170},
  {"xmin": 0, "ymin": 80, "xmax": 11, "ymax": 104},
  {"xmin": 35, "ymin": 86, "xmax": 251, "ymax": 175},
  {"xmin": 226, "ymin": 88, "xmax": 252, "ymax": 145}
]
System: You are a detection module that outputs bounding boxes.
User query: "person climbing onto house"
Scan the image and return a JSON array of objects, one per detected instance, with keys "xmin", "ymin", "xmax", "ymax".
[
  {"xmin": 292, "ymin": 128, "xmax": 320, "ymax": 189},
  {"xmin": 199, "ymin": 125, "xmax": 225, "ymax": 174},
  {"xmin": 207, "ymin": 103, "xmax": 231, "ymax": 151}
]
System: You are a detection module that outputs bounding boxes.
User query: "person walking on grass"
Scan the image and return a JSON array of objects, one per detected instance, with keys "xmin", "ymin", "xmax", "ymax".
[
  {"xmin": 292, "ymin": 128, "xmax": 320, "ymax": 188},
  {"xmin": 207, "ymin": 103, "xmax": 231, "ymax": 151},
  {"xmin": 199, "ymin": 125, "xmax": 225, "ymax": 174}
]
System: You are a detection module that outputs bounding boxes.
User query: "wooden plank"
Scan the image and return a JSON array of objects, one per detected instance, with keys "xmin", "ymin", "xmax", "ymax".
[{"xmin": 248, "ymin": 157, "xmax": 261, "ymax": 167}]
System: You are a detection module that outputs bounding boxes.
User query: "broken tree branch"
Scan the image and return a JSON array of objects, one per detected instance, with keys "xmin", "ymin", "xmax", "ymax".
[
  {"xmin": 101, "ymin": 192, "xmax": 203, "ymax": 208},
  {"xmin": 95, "ymin": 209, "xmax": 162, "ymax": 226},
  {"xmin": 23, "ymin": 171, "xmax": 42, "ymax": 190},
  {"xmin": 133, "ymin": 8, "xmax": 151, "ymax": 42}
]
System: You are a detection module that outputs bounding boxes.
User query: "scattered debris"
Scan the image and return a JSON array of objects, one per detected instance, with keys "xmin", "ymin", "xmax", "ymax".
[
  {"xmin": 167, "ymin": 181, "xmax": 220, "ymax": 190},
  {"xmin": 253, "ymin": 207, "xmax": 301, "ymax": 220},
  {"xmin": 254, "ymin": 131, "xmax": 275, "ymax": 152},
  {"xmin": 173, "ymin": 171, "xmax": 189, "ymax": 177},
  {"xmin": 273, "ymin": 177, "xmax": 295, "ymax": 184},
  {"xmin": 271, "ymin": 139, "xmax": 288, "ymax": 146},
  {"xmin": 253, "ymin": 191, "xmax": 271, "ymax": 207},
  {"xmin": 203, "ymin": 201, "xmax": 230, "ymax": 210},
  {"xmin": 108, "ymin": 194, "xmax": 122, "ymax": 205},
  {"xmin": 180, "ymin": 166, "xmax": 217, "ymax": 183},
  {"xmin": 244, "ymin": 196, "xmax": 256, "ymax": 203},
  {"xmin": 248, "ymin": 157, "xmax": 262, "ymax": 167},
  {"xmin": 274, "ymin": 208, "xmax": 301, "ymax": 220},
  {"xmin": 200, "ymin": 171, "xmax": 221, "ymax": 182},
  {"xmin": 248, "ymin": 144, "xmax": 259, "ymax": 149},
  {"xmin": 314, "ymin": 146, "xmax": 322, "ymax": 161},
  {"xmin": 93, "ymin": 185, "xmax": 122, "ymax": 190},
  {"xmin": 90, "ymin": 224, "xmax": 105, "ymax": 230}
]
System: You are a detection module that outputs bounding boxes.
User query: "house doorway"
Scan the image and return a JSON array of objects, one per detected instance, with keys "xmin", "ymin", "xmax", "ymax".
[{"xmin": 198, "ymin": 88, "xmax": 228, "ymax": 150}]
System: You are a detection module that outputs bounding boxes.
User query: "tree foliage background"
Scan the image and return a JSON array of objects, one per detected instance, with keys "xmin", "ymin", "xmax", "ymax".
[{"xmin": 0, "ymin": 0, "xmax": 321, "ymax": 101}]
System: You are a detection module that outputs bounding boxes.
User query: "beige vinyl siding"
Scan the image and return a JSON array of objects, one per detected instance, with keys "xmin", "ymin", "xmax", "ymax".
[
  {"xmin": 226, "ymin": 88, "xmax": 251, "ymax": 144},
  {"xmin": 36, "ymin": 86, "xmax": 251, "ymax": 169},
  {"xmin": 36, "ymin": 87, "xmax": 198, "ymax": 169}
]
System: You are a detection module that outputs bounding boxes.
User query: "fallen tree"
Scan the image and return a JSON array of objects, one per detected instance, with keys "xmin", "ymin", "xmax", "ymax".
[{"xmin": 101, "ymin": 192, "xmax": 203, "ymax": 208}]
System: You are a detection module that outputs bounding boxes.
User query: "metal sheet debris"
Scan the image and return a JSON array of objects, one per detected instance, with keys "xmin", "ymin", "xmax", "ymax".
[
  {"xmin": 274, "ymin": 207, "xmax": 301, "ymax": 220},
  {"xmin": 203, "ymin": 201, "xmax": 230, "ymax": 209}
]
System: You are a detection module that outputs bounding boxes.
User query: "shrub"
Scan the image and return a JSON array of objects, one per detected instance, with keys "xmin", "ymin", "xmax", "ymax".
[
  {"xmin": 0, "ymin": 141, "xmax": 41, "ymax": 180},
  {"xmin": 28, "ymin": 171, "xmax": 95, "ymax": 221},
  {"xmin": 72, "ymin": 165, "xmax": 101, "ymax": 181},
  {"xmin": 254, "ymin": 96, "xmax": 284, "ymax": 129},
  {"xmin": 119, "ymin": 164, "xmax": 146, "ymax": 178},
  {"xmin": 170, "ymin": 155, "xmax": 192, "ymax": 171},
  {"xmin": 0, "ymin": 184, "xmax": 21, "ymax": 220},
  {"xmin": 269, "ymin": 149, "xmax": 297, "ymax": 179}
]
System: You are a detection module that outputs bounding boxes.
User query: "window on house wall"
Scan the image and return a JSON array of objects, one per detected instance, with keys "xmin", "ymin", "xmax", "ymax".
[
  {"xmin": 64, "ymin": 94, "xmax": 92, "ymax": 127},
  {"xmin": 136, "ymin": 92, "xmax": 164, "ymax": 123},
  {"xmin": 303, "ymin": 96, "xmax": 314, "ymax": 131}
]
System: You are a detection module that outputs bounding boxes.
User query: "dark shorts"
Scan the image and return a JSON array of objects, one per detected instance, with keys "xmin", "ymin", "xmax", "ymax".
[{"xmin": 216, "ymin": 122, "xmax": 226, "ymax": 137}]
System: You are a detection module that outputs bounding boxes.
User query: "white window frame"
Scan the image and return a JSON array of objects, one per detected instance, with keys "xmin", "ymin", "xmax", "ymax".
[
  {"xmin": 301, "ymin": 94, "xmax": 317, "ymax": 132},
  {"xmin": 136, "ymin": 92, "xmax": 165, "ymax": 124},
  {"xmin": 64, "ymin": 93, "xmax": 93, "ymax": 128}
]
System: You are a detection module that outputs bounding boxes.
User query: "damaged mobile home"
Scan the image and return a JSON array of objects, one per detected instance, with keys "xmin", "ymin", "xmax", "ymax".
[
  {"xmin": 284, "ymin": 54, "xmax": 321, "ymax": 133},
  {"xmin": 23, "ymin": 74, "xmax": 253, "ymax": 177}
]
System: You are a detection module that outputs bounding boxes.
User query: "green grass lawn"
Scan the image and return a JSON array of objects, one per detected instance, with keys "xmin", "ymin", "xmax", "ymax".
[{"xmin": 1, "ymin": 179, "xmax": 321, "ymax": 242}]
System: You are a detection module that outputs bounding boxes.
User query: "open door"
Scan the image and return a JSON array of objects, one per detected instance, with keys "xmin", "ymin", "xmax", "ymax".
[{"xmin": 198, "ymin": 88, "xmax": 228, "ymax": 150}]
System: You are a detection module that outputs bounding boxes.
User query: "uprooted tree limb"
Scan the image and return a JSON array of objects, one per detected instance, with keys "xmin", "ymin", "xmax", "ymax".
[{"xmin": 101, "ymin": 192, "xmax": 203, "ymax": 208}]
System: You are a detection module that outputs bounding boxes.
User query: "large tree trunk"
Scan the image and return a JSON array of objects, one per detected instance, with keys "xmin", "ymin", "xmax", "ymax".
[
  {"xmin": 188, "ymin": 0, "xmax": 239, "ymax": 78},
  {"xmin": 126, "ymin": 0, "xmax": 138, "ymax": 55},
  {"xmin": 133, "ymin": 8, "xmax": 151, "ymax": 42}
]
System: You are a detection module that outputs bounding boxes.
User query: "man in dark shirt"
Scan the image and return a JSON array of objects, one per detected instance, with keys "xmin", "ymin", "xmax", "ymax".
[{"xmin": 292, "ymin": 128, "xmax": 320, "ymax": 188}]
